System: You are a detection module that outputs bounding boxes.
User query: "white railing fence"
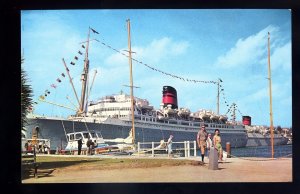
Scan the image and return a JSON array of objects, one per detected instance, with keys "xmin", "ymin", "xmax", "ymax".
[{"xmin": 137, "ymin": 141, "xmax": 197, "ymax": 158}]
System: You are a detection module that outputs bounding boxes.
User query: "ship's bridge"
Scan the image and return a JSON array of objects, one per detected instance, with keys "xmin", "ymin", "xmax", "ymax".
[{"xmin": 86, "ymin": 93, "xmax": 153, "ymax": 119}]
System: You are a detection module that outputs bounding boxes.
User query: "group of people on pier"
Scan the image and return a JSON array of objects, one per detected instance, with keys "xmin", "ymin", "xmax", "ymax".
[
  {"xmin": 197, "ymin": 125, "xmax": 223, "ymax": 162},
  {"xmin": 165, "ymin": 125, "xmax": 223, "ymax": 161}
]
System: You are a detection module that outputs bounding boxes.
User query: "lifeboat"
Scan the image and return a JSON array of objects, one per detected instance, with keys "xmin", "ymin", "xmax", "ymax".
[
  {"xmin": 189, "ymin": 112, "xmax": 195, "ymax": 118},
  {"xmin": 163, "ymin": 104, "xmax": 177, "ymax": 116},
  {"xmin": 219, "ymin": 115, "xmax": 228, "ymax": 122},
  {"xmin": 156, "ymin": 110, "xmax": 165, "ymax": 120},
  {"xmin": 178, "ymin": 108, "xmax": 191, "ymax": 117},
  {"xmin": 199, "ymin": 110, "xmax": 210, "ymax": 120},
  {"xmin": 210, "ymin": 114, "xmax": 220, "ymax": 121}
]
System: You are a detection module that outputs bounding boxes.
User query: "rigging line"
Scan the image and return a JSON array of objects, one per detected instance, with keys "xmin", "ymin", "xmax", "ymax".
[
  {"xmin": 66, "ymin": 95, "xmax": 79, "ymax": 111},
  {"xmin": 62, "ymin": 58, "xmax": 81, "ymax": 108},
  {"xmin": 61, "ymin": 120, "xmax": 68, "ymax": 142},
  {"xmin": 81, "ymin": 114, "xmax": 91, "ymax": 132},
  {"xmin": 87, "ymin": 70, "xmax": 97, "ymax": 98},
  {"xmin": 96, "ymin": 39, "xmax": 217, "ymax": 84}
]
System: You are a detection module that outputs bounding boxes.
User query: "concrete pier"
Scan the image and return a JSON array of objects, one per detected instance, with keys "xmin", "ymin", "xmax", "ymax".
[{"xmin": 22, "ymin": 155, "xmax": 292, "ymax": 183}]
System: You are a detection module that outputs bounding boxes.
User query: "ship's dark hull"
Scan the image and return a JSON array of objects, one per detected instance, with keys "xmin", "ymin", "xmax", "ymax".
[
  {"xmin": 24, "ymin": 117, "xmax": 248, "ymax": 150},
  {"xmin": 246, "ymin": 133, "xmax": 289, "ymax": 147}
]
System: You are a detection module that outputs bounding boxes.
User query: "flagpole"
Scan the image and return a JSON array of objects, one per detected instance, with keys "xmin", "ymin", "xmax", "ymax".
[
  {"xmin": 126, "ymin": 19, "xmax": 136, "ymax": 145},
  {"xmin": 268, "ymin": 32, "xmax": 274, "ymax": 158}
]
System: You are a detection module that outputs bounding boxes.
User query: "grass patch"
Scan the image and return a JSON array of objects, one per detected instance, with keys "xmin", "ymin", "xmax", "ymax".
[{"xmin": 36, "ymin": 156, "xmax": 198, "ymax": 171}]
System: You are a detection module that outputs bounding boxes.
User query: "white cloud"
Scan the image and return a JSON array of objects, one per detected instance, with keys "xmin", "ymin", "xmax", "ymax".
[
  {"xmin": 105, "ymin": 37, "xmax": 190, "ymax": 66},
  {"xmin": 214, "ymin": 25, "xmax": 279, "ymax": 69},
  {"xmin": 249, "ymin": 87, "xmax": 268, "ymax": 101},
  {"xmin": 240, "ymin": 83, "xmax": 284, "ymax": 105},
  {"xmin": 140, "ymin": 37, "xmax": 189, "ymax": 62},
  {"xmin": 104, "ymin": 49, "xmax": 128, "ymax": 67},
  {"xmin": 270, "ymin": 42, "xmax": 291, "ymax": 71}
]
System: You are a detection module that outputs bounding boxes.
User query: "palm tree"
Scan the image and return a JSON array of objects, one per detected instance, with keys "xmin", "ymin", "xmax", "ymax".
[{"xmin": 21, "ymin": 58, "xmax": 33, "ymax": 133}]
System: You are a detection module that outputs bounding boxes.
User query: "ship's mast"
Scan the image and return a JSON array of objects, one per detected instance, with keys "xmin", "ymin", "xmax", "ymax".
[
  {"xmin": 126, "ymin": 19, "xmax": 136, "ymax": 145},
  {"xmin": 79, "ymin": 28, "xmax": 91, "ymax": 115},
  {"xmin": 267, "ymin": 32, "xmax": 274, "ymax": 158},
  {"xmin": 216, "ymin": 78, "xmax": 222, "ymax": 115}
]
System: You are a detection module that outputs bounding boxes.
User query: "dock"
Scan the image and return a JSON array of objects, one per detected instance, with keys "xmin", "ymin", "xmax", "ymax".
[{"xmin": 22, "ymin": 154, "xmax": 292, "ymax": 183}]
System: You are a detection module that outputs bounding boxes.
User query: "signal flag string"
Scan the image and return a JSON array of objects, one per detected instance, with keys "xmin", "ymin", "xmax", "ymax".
[
  {"xmin": 96, "ymin": 37, "xmax": 218, "ymax": 84},
  {"xmin": 36, "ymin": 45, "xmax": 86, "ymax": 103},
  {"xmin": 93, "ymin": 29, "xmax": 239, "ymax": 116}
]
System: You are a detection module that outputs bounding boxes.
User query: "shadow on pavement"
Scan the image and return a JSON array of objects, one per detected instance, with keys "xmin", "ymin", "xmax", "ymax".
[{"xmin": 21, "ymin": 159, "xmax": 101, "ymax": 180}]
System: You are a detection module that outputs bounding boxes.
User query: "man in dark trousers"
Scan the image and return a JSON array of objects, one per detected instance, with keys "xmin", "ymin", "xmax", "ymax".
[
  {"xmin": 77, "ymin": 138, "xmax": 83, "ymax": 155},
  {"xmin": 86, "ymin": 138, "xmax": 93, "ymax": 155},
  {"xmin": 197, "ymin": 125, "xmax": 208, "ymax": 162}
]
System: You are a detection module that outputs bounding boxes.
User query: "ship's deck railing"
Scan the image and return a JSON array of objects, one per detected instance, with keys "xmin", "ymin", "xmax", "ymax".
[{"xmin": 137, "ymin": 141, "xmax": 197, "ymax": 158}]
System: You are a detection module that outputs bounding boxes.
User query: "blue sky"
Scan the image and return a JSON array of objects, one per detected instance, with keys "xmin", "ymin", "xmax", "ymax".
[{"xmin": 21, "ymin": 9, "xmax": 292, "ymax": 127}]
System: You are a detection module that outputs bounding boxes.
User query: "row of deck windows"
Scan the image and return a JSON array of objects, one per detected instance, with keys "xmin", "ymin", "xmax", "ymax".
[{"xmin": 91, "ymin": 107, "xmax": 133, "ymax": 112}]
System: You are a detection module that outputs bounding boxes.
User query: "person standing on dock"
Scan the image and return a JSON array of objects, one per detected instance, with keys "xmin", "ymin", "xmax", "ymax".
[
  {"xmin": 86, "ymin": 138, "xmax": 92, "ymax": 155},
  {"xmin": 197, "ymin": 125, "xmax": 208, "ymax": 162},
  {"xmin": 167, "ymin": 135, "xmax": 173, "ymax": 158},
  {"xmin": 78, "ymin": 138, "xmax": 82, "ymax": 155},
  {"xmin": 213, "ymin": 129, "xmax": 223, "ymax": 161}
]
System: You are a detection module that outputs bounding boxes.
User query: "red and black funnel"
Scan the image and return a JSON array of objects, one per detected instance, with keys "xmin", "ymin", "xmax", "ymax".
[
  {"xmin": 162, "ymin": 86, "xmax": 178, "ymax": 109},
  {"xmin": 242, "ymin": 116, "xmax": 251, "ymax": 126}
]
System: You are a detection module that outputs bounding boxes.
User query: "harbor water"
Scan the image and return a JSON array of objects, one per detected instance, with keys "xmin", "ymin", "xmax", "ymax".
[
  {"xmin": 230, "ymin": 144, "xmax": 292, "ymax": 158},
  {"xmin": 175, "ymin": 144, "xmax": 293, "ymax": 158}
]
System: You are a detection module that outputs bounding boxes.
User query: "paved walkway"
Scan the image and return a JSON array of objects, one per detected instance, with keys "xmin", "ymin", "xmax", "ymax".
[{"xmin": 22, "ymin": 155, "xmax": 292, "ymax": 183}]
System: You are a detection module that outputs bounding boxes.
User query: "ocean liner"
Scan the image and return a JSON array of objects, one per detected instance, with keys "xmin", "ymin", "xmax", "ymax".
[
  {"xmin": 24, "ymin": 20, "xmax": 248, "ymax": 151},
  {"xmin": 25, "ymin": 87, "xmax": 248, "ymax": 151}
]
